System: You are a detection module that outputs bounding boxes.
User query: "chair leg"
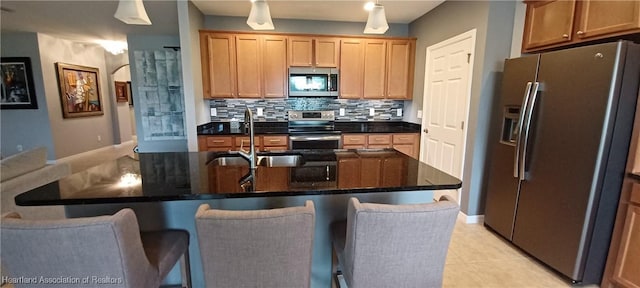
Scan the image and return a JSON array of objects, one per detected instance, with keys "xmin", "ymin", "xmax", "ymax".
[
  {"xmin": 331, "ymin": 244, "xmax": 343, "ymax": 288},
  {"xmin": 180, "ymin": 249, "xmax": 192, "ymax": 288}
]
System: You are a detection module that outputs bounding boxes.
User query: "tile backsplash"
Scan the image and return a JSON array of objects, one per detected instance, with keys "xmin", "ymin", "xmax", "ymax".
[{"xmin": 209, "ymin": 98, "xmax": 404, "ymax": 122}]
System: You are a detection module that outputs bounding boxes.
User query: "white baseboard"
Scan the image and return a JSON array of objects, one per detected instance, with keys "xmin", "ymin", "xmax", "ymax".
[{"xmin": 458, "ymin": 212, "xmax": 485, "ymax": 224}]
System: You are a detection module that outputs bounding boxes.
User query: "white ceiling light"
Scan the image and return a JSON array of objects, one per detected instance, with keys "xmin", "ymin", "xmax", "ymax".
[
  {"xmin": 364, "ymin": 1, "xmax": 388, "ymax": 34},
  {"xmin": 114, "ymin": 0, "xmax": 151, "ymax": 25},
  {"xmin": 247, "ymin": 0, "xmax": 274, "ymax": 30}
]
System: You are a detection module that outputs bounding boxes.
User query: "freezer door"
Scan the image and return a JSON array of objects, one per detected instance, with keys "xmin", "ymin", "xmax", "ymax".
[
  {"xmin": 484, "ymin": 55, "xmax": 539, "ymax": 240},
  {"xmin": 511, "ymin": 42, "xmax": 623, "ymax": 281}
]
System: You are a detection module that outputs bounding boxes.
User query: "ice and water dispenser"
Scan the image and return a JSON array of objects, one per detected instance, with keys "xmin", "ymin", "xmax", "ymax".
[{"xmin": 500, "ymin": 106, "xmax": 520, "ymax": 146}]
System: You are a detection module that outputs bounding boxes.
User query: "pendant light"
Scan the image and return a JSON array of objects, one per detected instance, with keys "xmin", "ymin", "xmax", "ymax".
[
  {"xmin": 114, "ymin": 0, "xmax": 151, "ymax": 25},
  {"xmin": 364, "ymin": 1, "xmax": 388, "ymax": 34},
  {"xmin": 247, "ymin": 0, "xmax": 275, "ymax": 30}
]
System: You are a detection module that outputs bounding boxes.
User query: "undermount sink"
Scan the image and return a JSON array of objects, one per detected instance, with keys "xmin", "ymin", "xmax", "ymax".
[
  {"xmin": 208, "ymin": 153, "xmax": 304, "ymax": 167},
  {"xmin": 258, "ymin": 154, "xmax": 304, "ymax": 167}
]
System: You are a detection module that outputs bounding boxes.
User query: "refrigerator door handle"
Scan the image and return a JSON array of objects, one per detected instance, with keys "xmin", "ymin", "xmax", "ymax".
[
  {"xmin": 514, "ymin": 82, "xmax": 533, "ymax": 178},
  {"xmin": 520, "ymin": 81, "xmax": 541, "ymax": 181}
]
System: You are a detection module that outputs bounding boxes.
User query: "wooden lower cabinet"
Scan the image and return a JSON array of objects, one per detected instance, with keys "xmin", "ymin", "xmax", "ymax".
[
  {"xmin": 611, "ymin": 183, "xmax": 640, "ymax": 288},
  {"xmin": 208, "ymin": 165, "xmax": 247, "ymax": 193},
  {"xmin": 256, "ymin": 167, "xmax": 289, "ymax": 191},
  {"xmin": 342, "ymin": 134, "xmax": 367, "ymax": 149},
  {"xmin": 337, "ymin": 156, "xmax": 361, "ymax": 189},
  {"xmin": 262, "ymin": 135, "xmax": 288, "ymax": 151},
  {"xmin": 337, "ymin": 151, "xmax": 406, "ymax": 189},
  {"xmin": 198, "ymin": 135, "xmax": 288, "ymax": 152},
  {"xmin": 341, "ymin": 133, "xmax": 420, "ymax": 159}
]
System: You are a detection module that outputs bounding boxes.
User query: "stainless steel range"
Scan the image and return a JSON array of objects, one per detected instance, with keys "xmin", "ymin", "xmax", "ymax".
[{"xmin": 288, "ymin": 110, "xmax": 341, "ymax": 150}]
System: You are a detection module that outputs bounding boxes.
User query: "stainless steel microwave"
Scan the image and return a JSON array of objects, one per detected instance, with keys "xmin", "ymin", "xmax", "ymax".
[{"xmin": 288, "ymin": 67, "xmax": 338, "ymax": 97}]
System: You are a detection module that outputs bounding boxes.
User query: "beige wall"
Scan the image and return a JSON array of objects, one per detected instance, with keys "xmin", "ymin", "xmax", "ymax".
[{"xmin": 38, "ymin": 33, "xmax": 115, "ymax": 159}]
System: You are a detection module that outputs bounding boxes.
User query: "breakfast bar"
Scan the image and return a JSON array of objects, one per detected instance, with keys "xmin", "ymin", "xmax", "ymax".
[{"xmin": 15, "ymin": 150, "xmax": 461, "ymax": 287}]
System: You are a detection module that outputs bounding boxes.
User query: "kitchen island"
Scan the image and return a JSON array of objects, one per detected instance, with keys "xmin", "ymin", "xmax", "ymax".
[{"xmin": 15, "ymin": 149, "xmax": 461, "ymax": 287}]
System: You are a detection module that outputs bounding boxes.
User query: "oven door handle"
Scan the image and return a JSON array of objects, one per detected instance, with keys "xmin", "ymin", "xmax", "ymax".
[{"xmin": 289, "ymin": 135, "xmax": 342, "ymax": 141}]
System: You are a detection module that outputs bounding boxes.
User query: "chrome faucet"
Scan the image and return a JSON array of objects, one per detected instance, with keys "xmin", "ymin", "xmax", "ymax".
[
  {"xmin": 238, "ymin": 107, "xmax": 257, "ymax": 170},
  {"xmin": 238, "ymin": 107, "xmax": 257, "ymax": 191}
]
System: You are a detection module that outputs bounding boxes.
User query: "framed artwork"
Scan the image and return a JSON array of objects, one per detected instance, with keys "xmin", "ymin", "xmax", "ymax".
[
  {"xmin": 1, "ymin": 57, "xmax": 38, "ymax": 109},
  {"xmin": 114, "ymin": 81, "xmax": 128, "ymax": 102},
  {"xmin": 55, "ymin": 62, "xmax": 103, "ymax": 118},
  {"xmin": 126, "ymin": 81, "xmax": 133, "ymax": 106}
]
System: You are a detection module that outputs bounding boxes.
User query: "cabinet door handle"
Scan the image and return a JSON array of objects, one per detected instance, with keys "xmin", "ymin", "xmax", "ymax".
[
  {"xmin": 562, "ymin": 34, "xmax": 569, "ymax": 38},
  {"xmin": 576, "ymin": 31, "xmax": 584, "ymax": 36},
  {"xmin": 212, "ymin": 140, "xmax": 225, "ymax": 144}
]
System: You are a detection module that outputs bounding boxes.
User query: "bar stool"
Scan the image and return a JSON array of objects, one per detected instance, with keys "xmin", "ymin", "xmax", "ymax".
[
  {"xmin": 1, "ymin": 208, "xmax": 191, "ymax": 288},
  {"xmin": 331, "ymin": 196, "xmax": 459, "ymax": 288},
  {"xmin": 195, "ymin": 201, "xmax": 315, "ymax": 288}
]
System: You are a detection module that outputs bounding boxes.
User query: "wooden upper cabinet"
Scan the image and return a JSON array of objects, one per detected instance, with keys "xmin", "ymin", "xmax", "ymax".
[
  {"xmin": 288, "ymin": 36, "xmax": 339, "ymax": 67},
  {"xmin": 200, "ymin": 31, "xmax": 416, "ymax": 100},
  {"xmin": 201, "ymin": 33, "xmax": 236, "ymax": 98},
  {"xmin": 577, "ymin": 1, "xmax": 640, "ymax": 40},
  {"xmin": 363, "ymin": 40, "xmax": 387, "ymax": 99},
  {"xmin": 522, "ymin": 0, "xmax": 577, "ymax": 51},
  {"xmin": 339, "ymin": 39, "xmax": 364, "ymax": 99},
  {"xmin": 346, "ymin": 38, "xmax": 415, "ymax": 100},
  {"xmin": 523, "ymin": 0, "xmax": 640, "ymax": 53},
  {"xmin": 289, "ymin": 37, "xmax": 313, "ymax": 66},
  {"xmin": 386, "ymin": 40, "xmax": 414, "ymax": 100},
  {"xmin": 235, "ymin": 35, "xmax": 262, "ymax": 98},
  {"xmin": 314, "ymin": 37, "xmax": 340, "ymax": 67},
  {"xmin": 262, "ymin": 35, "xmax": 288, "ymax": 98},
  {"xmin": 200, "ymin": 32, "xmax": 288, "ymax": 99}
]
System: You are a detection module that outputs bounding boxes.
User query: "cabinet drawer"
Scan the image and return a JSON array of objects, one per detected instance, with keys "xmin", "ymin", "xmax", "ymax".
[
  {"xmin": 235, "ymin": 137, "xmax": 261, "ymax": 148},
  {"xmin": 262, "ymin": 146, "xmax": 288, "ymax": 152},
  {"xmin": 343, "ymin": 134, "xmax": 366, "ymax": 145},
  {"xmin": 263, "ymin": 135, "xmax": 288, "ymax": 147},
  {"xmin": 206, "ymin": 137, "xmax": 233, "ymax": 147},
  {"xmin": 393, "ymin": 133, "xmax": 418, "ymax": 144},
  {"xmin": 368, "ymin": 144, "xmax": 392, "ymax": 149},
  {"xmin": 368, "ymin": 134, "xmax": 392, "ymax": 145},
  {"xmin": 632, "ymin": 182, "xmax": 640, "ymax": 205}
]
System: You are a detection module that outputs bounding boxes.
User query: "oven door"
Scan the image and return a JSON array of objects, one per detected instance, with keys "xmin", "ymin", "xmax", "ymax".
[
  {"xmin": 289, "ymin": 161, "xmax": 337, "ymax": 189},
  {"xmin": 289, "ymin": 134, "xmax": 342, "ymax": 150}
]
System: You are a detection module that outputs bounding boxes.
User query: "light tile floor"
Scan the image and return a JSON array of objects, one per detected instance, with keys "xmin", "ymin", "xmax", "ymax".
[
  {"xmin": 5, "ymin": 141, "xmax": 601, "ymax": 288},
  {"xmin": 444, "ymin": 219, "xmax": 598, "ymax": 288}
]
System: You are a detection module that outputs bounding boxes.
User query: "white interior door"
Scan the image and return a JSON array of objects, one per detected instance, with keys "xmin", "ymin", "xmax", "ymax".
[{"xmin": 420, "ymin": 30, "xmax": 476, "ymax": 203}]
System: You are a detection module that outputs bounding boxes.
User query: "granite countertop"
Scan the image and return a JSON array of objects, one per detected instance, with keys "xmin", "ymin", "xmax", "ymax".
[
  {"xmin": 197, "ymin": 121, "xmax": 421, "ymax": 135},
  {"xmin": 15, "ymin": 150, "xmax": 461, "ymax": 206}
]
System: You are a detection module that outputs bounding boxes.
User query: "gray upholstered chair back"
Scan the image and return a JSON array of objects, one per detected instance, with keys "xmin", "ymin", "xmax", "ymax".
[
  {"xmin": 195, "ymin": 200, "xmax": 315, "ymax": 288},
  {"xmin": 343, "ymin": 196, "xmax": 459, "ymax": 288},
  {"xmin": 1, "ymin": 209, "xmax": 158, "ymax": 288}
]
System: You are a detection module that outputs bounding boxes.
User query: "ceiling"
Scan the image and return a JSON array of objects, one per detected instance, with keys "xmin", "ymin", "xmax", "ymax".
[
  {"xmin": 192, "ymin": 1, "xmax": 444, "ymax": 24},
  {"xmin": 0, "ymin": 0, "xmax": 443, "ymax": 45}
]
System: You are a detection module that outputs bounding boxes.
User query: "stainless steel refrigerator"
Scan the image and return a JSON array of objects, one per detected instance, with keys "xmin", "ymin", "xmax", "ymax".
[{"xmin": 484, "ymin": 41, "xmax": 640, "ymax": 284}]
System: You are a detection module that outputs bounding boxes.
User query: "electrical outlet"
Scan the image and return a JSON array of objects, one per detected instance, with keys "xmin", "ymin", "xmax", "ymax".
[
  {"xmin": 210, "ymin": 108, "xmax": 217, "ymax": 117},
  {"xmin": 16, "ymin": 145, "xmax": 23, "ymax": 152},
  {"xmin": 97, "ymin": 135, "xmax": 102, "ymax": 142},
  {"xmin": 397, "ymin": 108, "xmax": 402, "ymax": 117},
  {"xmin": 417, "ymin": 110, "xmax": 423, "ymax": 119},
  {"xmin": 369, "ymin": 108, "xmax": 375, "ymax": 116},
  {"xmin": 339, "ymin": 108, "xmax": 345, "ymax": 116},
  {"xmin": 257, "ymin": 107, "xmax": 264, "ymax": 116}
]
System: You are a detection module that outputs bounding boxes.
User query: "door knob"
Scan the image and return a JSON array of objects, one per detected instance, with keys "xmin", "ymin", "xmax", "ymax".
[{"xmin": 423, "ymin": 128, "xmax": 429, "ymax": 134}]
